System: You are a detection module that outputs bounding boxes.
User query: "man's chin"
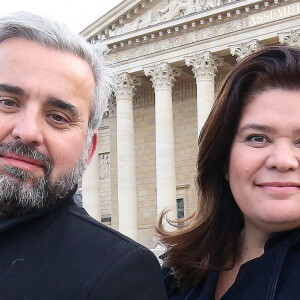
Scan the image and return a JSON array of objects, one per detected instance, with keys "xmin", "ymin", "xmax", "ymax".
[
  {"xmin": 0, "ymin": 174, "xmax": 51, "ymax": 216},
  {"xmin": 0, "ymin": 146, "xmax": 87, "ymax": 216}
]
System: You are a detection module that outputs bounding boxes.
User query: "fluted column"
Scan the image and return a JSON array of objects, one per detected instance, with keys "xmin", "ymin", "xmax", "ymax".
[
  {"xmin": 185, "ymin": 51, "xmax": 222, "ymax": 135},
  {"xmin": 115, "ymin": 72, "xmax": 141, "ymax": 241},
  {"xmin": 229, "ymin": 39, "xmax": 264, "ymax": 62},
  {"xmin": 82, "ymin": 142, "xmax": 101, "ymax": 221},
  {"xmin": 144, "ymin": 63, "xmax": 180, "ymax": 227},
  {"xmin": 278, "ymin": 29, "xmax": 300, "ymax": 46}
]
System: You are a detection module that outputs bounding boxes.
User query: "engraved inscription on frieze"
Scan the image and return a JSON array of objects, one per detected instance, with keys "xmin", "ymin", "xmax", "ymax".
[
  {"xmin": 108, "ymin": 1, "xmax": 300, "ymax": 63},
  {"xmin": 249, "ymin": 2, "xmax": 300, "ymax": 26}
]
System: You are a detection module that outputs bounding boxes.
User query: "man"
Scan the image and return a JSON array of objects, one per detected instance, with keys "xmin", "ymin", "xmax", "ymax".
[{"xmin": 0, "ymin": 11, "xmax": 167, "ymax": 299}]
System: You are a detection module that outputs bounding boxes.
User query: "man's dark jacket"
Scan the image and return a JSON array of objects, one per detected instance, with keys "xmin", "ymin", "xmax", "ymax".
[{"xmin": 0, "ymin": 188, "xmax": 167, "ymax": 299}]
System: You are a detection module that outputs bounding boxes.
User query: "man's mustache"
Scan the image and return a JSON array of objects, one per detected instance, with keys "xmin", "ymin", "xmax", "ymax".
[{"xmin": 0, "ymin": 142, "xmax": 52, "ymax": 174}]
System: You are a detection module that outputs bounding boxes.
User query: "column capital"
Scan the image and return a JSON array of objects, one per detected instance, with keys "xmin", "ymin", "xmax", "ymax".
[
  {"xmin": 144, "ymin": 62, "xmax": 181, "ymax": 91},
  {"xmin": 185, "ymin": 51, "xmax": 223, "ymax": 82},
  {"xmin": 229, "ymin": 39, "xmax": 264, "ymax": 62},
  {"xmin": 115, "ymin": 72, "xmax": 141, "ymax": 100},
  {"xmin": 278, "ymin": 29, "xmax": 300, "ymax": 46}
]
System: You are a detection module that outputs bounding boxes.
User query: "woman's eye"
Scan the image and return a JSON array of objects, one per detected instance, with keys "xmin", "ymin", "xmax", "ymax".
[
  {"xmin": 245, "ymin": 135, "xmax": 270, "ymax": 147},
  {"xmin": 248, "ymin": 136, "xmax": 267, "ymax": 143}
]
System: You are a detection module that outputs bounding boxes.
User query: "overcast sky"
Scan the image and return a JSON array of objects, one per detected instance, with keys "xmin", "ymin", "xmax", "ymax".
[{"xmin": 0, "ymin": 0, "xmax": 123, "ymax": 33}]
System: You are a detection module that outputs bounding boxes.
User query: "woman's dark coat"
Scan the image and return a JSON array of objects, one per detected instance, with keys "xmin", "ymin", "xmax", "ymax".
[{"xmin": 163, "ymin": 229, "xmax": 300, "ymax": 299}]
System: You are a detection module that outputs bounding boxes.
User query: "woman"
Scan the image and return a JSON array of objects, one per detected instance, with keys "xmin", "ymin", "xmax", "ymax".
[{"xmin": 158, "ymin": 45, "xmax": 300, "ymax": 299}]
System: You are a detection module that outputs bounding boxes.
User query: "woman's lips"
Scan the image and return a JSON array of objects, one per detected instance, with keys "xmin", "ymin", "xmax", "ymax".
[
  {"xmin": 255, "ymin": 182, "xmax": 300, "ymax": 193},
  {"xmin": 0, "ymin": 153, "xmax": 43, "ymax": 172}
]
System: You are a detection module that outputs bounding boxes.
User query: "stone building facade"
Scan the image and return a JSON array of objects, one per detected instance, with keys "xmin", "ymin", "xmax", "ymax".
[{"xmin": 80, "ymin": 0, "xmax": 300, "ymax": 248}]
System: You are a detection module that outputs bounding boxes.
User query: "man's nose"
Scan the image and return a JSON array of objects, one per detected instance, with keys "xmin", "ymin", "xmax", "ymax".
[
  {"xmin": 11, "ymin": 111, "xmax": 43, "ymax": 146},
  {"xmin": 265, "ymin": 141, "xmax": 299, "ymax": 172}
]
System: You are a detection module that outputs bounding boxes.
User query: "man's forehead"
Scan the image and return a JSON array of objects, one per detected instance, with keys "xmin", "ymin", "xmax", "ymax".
[
  {"xmin": 0, "ymin": 38, "xmax": 95, "ymax": 117},
  {"xmin": 0, "ymin": 38, "xmax": 94, "ymax": 77}
]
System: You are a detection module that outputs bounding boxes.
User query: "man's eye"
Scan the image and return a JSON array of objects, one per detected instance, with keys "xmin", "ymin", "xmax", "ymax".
[
  {"xmin": 50, "ymin": 114, "xmax": 68, "ymax": 123},
  {"xmin": 0, "ymin": 99, "xmax": 17, "ymax": 107}
]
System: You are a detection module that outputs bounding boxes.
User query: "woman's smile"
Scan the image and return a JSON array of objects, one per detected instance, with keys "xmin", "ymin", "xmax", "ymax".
[{"xmin": 255, "ymin": 182, "xmax": 300, "ymax": 194}]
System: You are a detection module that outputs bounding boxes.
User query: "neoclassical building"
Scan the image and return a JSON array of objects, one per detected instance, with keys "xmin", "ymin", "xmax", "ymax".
[{"xmin": 80, "ymin": 0, "xmax": 300, "ymax": 248}]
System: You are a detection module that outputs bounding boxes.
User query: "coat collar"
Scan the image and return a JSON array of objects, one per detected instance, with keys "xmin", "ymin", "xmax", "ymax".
[{"xmin": 0, "ymin": 185, "xmax": 77, "ymax": 233}]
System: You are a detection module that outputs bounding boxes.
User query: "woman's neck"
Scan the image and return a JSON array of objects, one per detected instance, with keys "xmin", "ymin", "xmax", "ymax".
[
  {"xmin": 215, "ymin": 224, "xmax": 269, "ymax": 300},
  {"xmin": 238, "ymin": 225, "xmax": 267, "ymax": 265}
]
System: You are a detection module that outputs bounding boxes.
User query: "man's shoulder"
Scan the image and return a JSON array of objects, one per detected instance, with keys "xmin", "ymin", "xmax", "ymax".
[
  {"xmin": 0, "ymin": 201, "xmax": 167, "ymax": 299},
  {"xmin": 47, "ymin": 201, "xmax": 146, "ymax": 256}
]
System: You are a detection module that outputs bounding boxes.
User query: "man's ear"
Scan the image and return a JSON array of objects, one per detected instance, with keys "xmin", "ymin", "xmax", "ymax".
[{"xmin": 86, "ymin": 133, "xmax": 98, "ymax": 166}]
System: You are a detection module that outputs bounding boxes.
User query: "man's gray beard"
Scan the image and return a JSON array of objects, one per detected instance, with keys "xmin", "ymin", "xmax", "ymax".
[{"xmin": 0, "ymin": 142, "xmax": 89, "ymax": 216}]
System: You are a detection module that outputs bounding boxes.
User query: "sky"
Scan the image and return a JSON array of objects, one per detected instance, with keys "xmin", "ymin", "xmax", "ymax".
[{"xmin": 0, "ymin": 0, "xmax": 123, "ymax": 33}]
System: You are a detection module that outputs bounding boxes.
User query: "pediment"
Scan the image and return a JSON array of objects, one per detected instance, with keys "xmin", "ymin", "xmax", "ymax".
[{"xmin": 82, "ymin": 0, "xmax": 233, "ymax": 40}]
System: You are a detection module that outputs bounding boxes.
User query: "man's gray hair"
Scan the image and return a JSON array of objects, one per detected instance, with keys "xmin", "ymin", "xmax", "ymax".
[{"xmin": 0, "ymin": 11, "xmax": 113, "ymax": 131}]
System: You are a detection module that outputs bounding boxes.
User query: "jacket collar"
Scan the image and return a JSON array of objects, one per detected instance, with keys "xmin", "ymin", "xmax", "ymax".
[
  {"xmin": 0, "ymin": 185, "xmax": 77, "ymax": 233},
  {"xmin": 264, "ymin": 227, "xmax": 300, "ymax": 251}
]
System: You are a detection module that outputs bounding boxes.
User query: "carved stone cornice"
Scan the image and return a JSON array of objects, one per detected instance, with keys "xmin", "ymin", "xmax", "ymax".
[
  {"xmin": 278, "ymin": 29, "xmax": 300, "ymax": 46},
  {"xmin": 86, "ymin": 0, "xmax": 235, "ymax": 41},
  {"xmin": 185, "ymin": 51, "xmax": 224, "ymax": 82},
  {"xmin": 229, "ymin": 39, "xmax": 264, "ymax": 62},
  {"xmin": 107, "ymin": 0, "xmax": 300, "ymax": 64},
  {"xmin": 144, "ymin": 62, "xmax": 181, "ymax": 91},
  {"xmin": 115, "ymin": 72, "xmax": 142, "ymax": 100}
]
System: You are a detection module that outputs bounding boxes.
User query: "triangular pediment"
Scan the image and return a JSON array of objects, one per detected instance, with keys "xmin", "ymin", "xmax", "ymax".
[{"xmin": 82, "ymin": 0, "xmax": 232, "ymax": 40}]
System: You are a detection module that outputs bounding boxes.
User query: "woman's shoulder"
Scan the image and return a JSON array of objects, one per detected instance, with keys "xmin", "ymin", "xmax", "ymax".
[
  {"xmin": 162, "ymin": 265, "xmax": 219, "ymax": 299},
  {"xmin": 162, "ymin": 265, "xmax": 188, "ymax": 299},
  {"xmin": 161, "ymin": 265, "xmax": 203, "ymax": 299},
  {"xmin": 162, "ymin": 265, "xmax": 177, "ymax": 294}
]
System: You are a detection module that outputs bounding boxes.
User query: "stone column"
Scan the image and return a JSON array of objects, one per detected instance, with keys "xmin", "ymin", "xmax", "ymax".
[
  {"xmin": 229, "ymin": 39, "xmax": 264, "ymax": 62},
  {"xmin": 82, "ymin": 142, "xmax": 101, "ymax": 221},
  {"xmin": 278, "ymin": 29, "xmax": 300, "ymax": 46},
  {"xmin": 144, "ymin": 63, "xmax": 180, "ymax": 226},
  {"xmin": 115, "ymin": 72, "xmax": 141, "ymax": 241},
  {"xmin": 185, "ymin": 51, "xmax": 222, "ymax": 135}
]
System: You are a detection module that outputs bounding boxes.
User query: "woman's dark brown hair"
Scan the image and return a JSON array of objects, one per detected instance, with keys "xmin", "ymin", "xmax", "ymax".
[{"xmin": 157, "ymin": 45, "xmax": 300, "ymax": 288}]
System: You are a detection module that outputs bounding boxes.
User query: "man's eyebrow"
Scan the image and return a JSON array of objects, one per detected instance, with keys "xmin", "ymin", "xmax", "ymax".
[
  {"xmin": 48, "ymin": 98, "xmax": 80, "ymax": 120},
  {"xmin": 0, "ymin": 83, "xmax": 24, "ymax": 96},
  {"xmin": 238, "ymin": 123, "xmax": 276, "ymax": 134}
]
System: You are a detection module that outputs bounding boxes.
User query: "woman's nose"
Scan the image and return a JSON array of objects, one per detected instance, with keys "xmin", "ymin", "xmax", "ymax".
[{"xmin": 265, "ymin": 142, "xmax": 299, "ymax": 172}]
